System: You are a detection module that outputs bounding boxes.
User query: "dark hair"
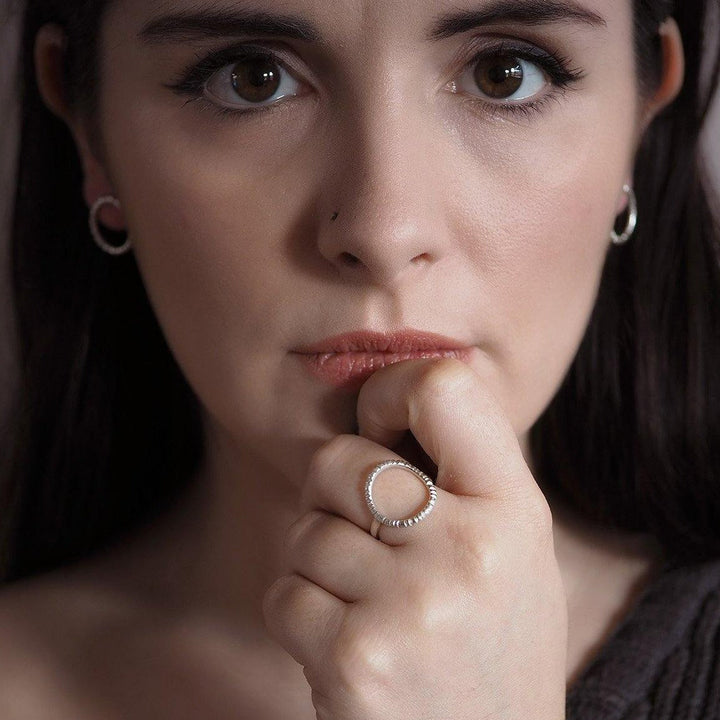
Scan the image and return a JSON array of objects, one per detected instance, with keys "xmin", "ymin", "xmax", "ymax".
[
  {"xmin": 531, "ymin": 2, "xmax": 720, "ymax": 564},
  {"xmin": 1, "ymin": 0, "xmax": 204, "ymax": 582},
  {"xmin": 2, "ymin": 0, "xmax": 720, "ymax": 583}
]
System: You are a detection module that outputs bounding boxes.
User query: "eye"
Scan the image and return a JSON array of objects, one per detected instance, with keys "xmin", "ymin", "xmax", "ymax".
[
  {"xmin": 204, "ymin": 52, "xmax": 303, "ymax": 109},
  {"xmin": 456, "ymin": 52, "xmax": 547, "ymax": 102},
  {"xmin": 166, "ymin": 40, "xmax": 585, "ymax": 123},
  {"xmin": 165, "ymin": 45, "xmax": 307, "ymax": 117},
  {"xmin": 445, "ymin": 41, "xmax": 586, "ymax": 119}
]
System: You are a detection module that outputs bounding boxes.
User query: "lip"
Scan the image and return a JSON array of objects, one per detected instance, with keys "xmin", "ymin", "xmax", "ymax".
[{"xmin": 292, "ymin": 329, "xmax": 475, "ymax": 390}]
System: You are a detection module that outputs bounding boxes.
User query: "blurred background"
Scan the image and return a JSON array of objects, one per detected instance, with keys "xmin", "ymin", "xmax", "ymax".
[
  {"xmin": 0, "ymin": 0, "xmax": 719, "ymax": 431},
  {"xmin": 1, "ymin": 1, "xmax": 21, "ymax": 431}
]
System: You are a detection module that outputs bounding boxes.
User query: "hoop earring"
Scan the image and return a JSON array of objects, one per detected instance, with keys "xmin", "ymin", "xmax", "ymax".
[
  {"xmin": 89, "ymin": 196, "xmax": 132, "ymax": 256},
  {"xmin": 610, "ymin": 184, "xmax": 638, "ymax": 246}
]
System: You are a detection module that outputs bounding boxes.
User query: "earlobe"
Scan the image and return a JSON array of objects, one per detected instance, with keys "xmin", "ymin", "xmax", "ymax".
[
  {"xmin": 34, "ymin": 23, "xmax": 126, "ymax": 232},
  {"xmin": 640, "ymin": 17, "xmax": 686, "ymax": 131},
  {"xmin": 79, "ymin": 155, "xmax": 127, "ymax": 233}
]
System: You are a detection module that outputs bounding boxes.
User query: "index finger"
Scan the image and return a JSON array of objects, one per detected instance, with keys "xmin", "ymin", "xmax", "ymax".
[{"xmin": 356, "ymin": 358, "xmax": 533, "ymax": 502}]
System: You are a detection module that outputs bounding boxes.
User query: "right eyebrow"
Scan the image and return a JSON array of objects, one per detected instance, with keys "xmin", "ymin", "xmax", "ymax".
[
  {"xmin": 137, "ymin": 7, "xmax": 321, "ymax": 44},
  {"xmin": 137, "ymin": 1, "xmax": 607, "ymax": 46}
]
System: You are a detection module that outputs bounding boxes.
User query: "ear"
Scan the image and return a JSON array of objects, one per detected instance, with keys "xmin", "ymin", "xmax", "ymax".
[
  {"xmin": 638, "ymin": 17, "xmax": 686, "ymax": 135},
  {"xmin": 34, "ymin": 23, "xmax": 126, "ymax": 231},
  {"xmin": 616, "ymin": 18, "xmax": 685, "ymax": 213}
]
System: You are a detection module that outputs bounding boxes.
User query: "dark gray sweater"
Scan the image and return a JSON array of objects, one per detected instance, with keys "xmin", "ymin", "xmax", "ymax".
[{"xmin": 567, "ymin": 556, "xmax": 720, "ymax": 719}]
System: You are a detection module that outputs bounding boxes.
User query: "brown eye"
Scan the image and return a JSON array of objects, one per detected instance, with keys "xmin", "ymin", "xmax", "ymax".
[
  {"xmin": 231, "ymin": 55, "xmax": 282, "ymax": 103},
  {"xmin": 473, "ymin": 54, "xmax": 524, "ymax": 99},
  {"xmin": 203, "ymin": 52, "xmax": 303, "ymax": 111},
  {"xmin": 452, "ymin": 51, "xmax": 547, "ymax": 104}
]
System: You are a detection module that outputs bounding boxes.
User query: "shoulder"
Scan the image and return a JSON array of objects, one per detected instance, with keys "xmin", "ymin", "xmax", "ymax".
[
  {"xmin": 0, "ymin": 567, "xmax": 158, "ymax": 720},
  {"xmin": 0, "ymin": 575, "xmax": 87, "ymax": 718},
  {"xmin": 0, "ymin": 563, "xmax": 250, "ymax": 720}
]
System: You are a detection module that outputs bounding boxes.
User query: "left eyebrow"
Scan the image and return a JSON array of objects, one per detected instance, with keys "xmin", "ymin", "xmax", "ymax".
[{"xmin": 427, "ymin": 0, "xmax": 608, "ymax": 40}]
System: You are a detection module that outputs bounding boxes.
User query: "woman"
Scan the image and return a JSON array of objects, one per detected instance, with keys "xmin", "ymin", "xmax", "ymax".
[{"xmin": 1, "ymin": 0, "xmax": 719, "ymax": 717}]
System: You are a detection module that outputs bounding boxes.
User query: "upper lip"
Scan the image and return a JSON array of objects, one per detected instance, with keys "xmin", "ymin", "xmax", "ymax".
[{"xmin": 293, "ymin": 329, "xmax": 471, "ymax": 354}]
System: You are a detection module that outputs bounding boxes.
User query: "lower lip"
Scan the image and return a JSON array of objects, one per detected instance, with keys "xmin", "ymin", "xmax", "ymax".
[{"xmin": 295, "ymin": 348, "xmax": 475, "ymax": 390}]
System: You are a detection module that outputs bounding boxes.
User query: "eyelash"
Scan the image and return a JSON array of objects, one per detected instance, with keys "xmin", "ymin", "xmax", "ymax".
[
  {"xmin": 460, "ymin": 38, "xmax": 586, "ymax": 119},
  {"xmin": 165, "ymin": 39, "xmax": 586, "ymax": 123}
]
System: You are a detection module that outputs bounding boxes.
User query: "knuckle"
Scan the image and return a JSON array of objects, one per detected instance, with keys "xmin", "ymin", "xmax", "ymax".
[
  {"xmin": 416, "ymin": 358, "xmax": 475, "ymax": 403},
  {"xmin": 413, "ymin": 360, "xmax": 515, "ymax": 443},
  {"xmin": 262, "ymin": 574, "xmax": 309, "ymax": 623},
  {"xmin": 526, "ymin": 493, "xmax": 555, "ymax": 541},
  {"xmin": 307, "ymin": 434, "xmax": 356, "ymax": 481},
  {"xmin": 459, "ymin": 531, "xmax": 504, "ymax": 580},
  {"xmin": 284, "ymin": 510, "xmax": 327, "ymax": 553},
  {"xmin": 310, "ymin": 689, "xmax": 333, "ymax": 720},
  {"xmin": 471, "ymin": 544, "xmax": 503, "ymax": 578},
  {"xmin": 444, "ymin": 513, "xmax": 506, "ymax": 583},
  {"xmin": 405, "ymin": 581, "xmax": 453, "ymax": 634},
  {"xmin": 262, "ymin": 575, "xmax": 294, "ymax": 627},
  {"xmin": 331, "ymin": 619, "xmax": 396, "ymax": 697},
  {"xmin": 495, "ymin": 485, "xmax": 555, "ymax": 551},
  {"xmin": 493, "ymin": 465, "xmax": 555, "ymax": 531}
]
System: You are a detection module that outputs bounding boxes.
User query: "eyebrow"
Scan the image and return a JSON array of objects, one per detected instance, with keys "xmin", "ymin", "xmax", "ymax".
[
  {"xmin": 428, "ymin": 1, "xmax": 607, "ymax": 40},
  {"xmin": 137, "ymin": 0, "xmax": 606, "ymax": 45},
  {"xmin": 138, "ymin": 6, "xmax": 320, "ymax": 43}
]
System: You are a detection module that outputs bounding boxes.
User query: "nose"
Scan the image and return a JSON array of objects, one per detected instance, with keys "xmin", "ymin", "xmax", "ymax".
[{"xmin": 315, "ymin": 103, "xmax": 447, "ymax": 286}]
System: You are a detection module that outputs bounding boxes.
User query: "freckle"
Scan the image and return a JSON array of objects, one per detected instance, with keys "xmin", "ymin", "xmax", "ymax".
[{"xmin": 331, "ymin": 212, "xmax": 339, "ymax": 222}]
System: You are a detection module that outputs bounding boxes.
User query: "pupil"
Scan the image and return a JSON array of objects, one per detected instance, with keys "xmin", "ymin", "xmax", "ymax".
[
  {"xmin": 475, "ymin": 55, "xmax": 524, "ymax": 99},
  {"xmin": 231, "ymin": 56, "xmax": 281, "ymax": 103}
]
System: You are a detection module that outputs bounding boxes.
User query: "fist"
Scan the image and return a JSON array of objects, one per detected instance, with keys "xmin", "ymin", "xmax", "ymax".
[{"xmin": 264, "ymin": 358, "xmax": 568, "ymax": 720}]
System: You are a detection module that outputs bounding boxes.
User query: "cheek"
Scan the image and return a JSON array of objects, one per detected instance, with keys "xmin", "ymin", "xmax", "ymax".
[
  {"xmin": 448, "ymin": 90, "xmax": 636, "ymax": 433},
  {"xmin": 98, "ymin": 32, "xmax": 318, "ymax": 368},
  {"xmin": 103, "ymin": 105, "xmax": 305, "ymax": 431},
  {"xmin": 116, "ymin": 152, "xmax": 273, "ymax": 353},
  {"xmin": 124, "ymin": 160, "xmax": 282, "ymax": 344},
  {"xmin": 101, "ymin": 31, "xmax": 336, "ymax": 345},
  {"xmin": 101, "ymin": 99, "xmax": 356, "ymax": 477}
]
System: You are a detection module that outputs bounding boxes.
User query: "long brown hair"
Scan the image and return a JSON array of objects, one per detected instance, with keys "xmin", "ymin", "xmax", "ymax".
[{"xmin": 2, "ymin": 0, "xmax": 720, "ymax": 583}]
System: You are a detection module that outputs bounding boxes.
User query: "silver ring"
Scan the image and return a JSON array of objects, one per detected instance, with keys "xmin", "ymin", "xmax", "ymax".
[
  {"xmin": 89, "ymin": 195, "xmax": 133, "ymax": 256},
  {"xmin": 610, "ymin": 184, "xmax": 638, "ymax": 245},
  {"xmin": 365, "ymin": 459, "xmax": 437, "ymax": 538}
]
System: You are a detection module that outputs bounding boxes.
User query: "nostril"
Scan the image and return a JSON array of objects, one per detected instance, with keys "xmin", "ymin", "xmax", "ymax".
[{"xmin": 339, "ymin": 252, "xmax": 362, "ymax": 267}]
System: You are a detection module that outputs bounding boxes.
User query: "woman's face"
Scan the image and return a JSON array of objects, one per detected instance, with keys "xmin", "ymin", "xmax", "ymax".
[{"xmin": 81, "ymin": 0, "xmax": 654, "ymax": 482}]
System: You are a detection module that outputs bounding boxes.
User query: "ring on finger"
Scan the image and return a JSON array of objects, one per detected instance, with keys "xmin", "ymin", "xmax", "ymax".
[{"xmin": 364, "ymin": 459, "xmax": 437, "ymax": 540}]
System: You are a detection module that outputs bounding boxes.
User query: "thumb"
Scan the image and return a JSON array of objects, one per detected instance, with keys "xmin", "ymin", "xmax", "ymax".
[{"xmin": 356, "ymin": 358, "xmax": 532, "ymax": 501}]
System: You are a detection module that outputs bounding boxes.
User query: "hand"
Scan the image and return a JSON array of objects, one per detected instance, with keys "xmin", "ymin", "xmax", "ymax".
[{"xmin": 263, "ymin": 358, "xmax": 568, "ymax": 720}]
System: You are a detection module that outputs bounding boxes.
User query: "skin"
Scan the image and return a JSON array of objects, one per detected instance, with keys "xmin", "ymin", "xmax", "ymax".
[{"xmin": 1, "ymin": 1, "xmax": 686, "ymax": 717}]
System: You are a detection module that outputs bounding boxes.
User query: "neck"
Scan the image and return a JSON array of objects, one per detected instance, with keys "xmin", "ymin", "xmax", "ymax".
[
  {"xmin": 92, "ymin": 418, "xmax": 305, "ymax": 636},
  {"xmin": 89, "ymin": 417, "xmax": 664, "ymax": 652}
]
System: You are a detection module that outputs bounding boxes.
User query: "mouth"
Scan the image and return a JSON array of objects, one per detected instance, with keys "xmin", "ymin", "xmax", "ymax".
[{"xmin": 292, "ymin": 329, "xmax": 475, "ymax": 391}]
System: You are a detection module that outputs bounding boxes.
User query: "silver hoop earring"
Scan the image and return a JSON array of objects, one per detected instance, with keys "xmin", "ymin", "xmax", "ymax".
[
  {"xmin": 89, "ymin": 196, "xmax": 132, "ymax": 256},
  {"xmin": 610, "ymin": 184, "xmax": 638, "ymax": 246}
]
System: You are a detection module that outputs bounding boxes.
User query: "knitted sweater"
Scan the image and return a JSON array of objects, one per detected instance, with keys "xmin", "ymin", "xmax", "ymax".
[{"xmin": 566, "ymin": 556, "xmax": 720, "ymax": 719}]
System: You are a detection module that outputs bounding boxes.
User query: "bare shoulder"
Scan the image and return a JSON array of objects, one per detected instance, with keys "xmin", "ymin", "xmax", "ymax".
[
  {"xmin": 0, "ymin": 566, "xmax": 154, "ymax": 720},
  {"xmin": 0, "ymin": 562, "xmax": 263, "ymax": 720}
]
